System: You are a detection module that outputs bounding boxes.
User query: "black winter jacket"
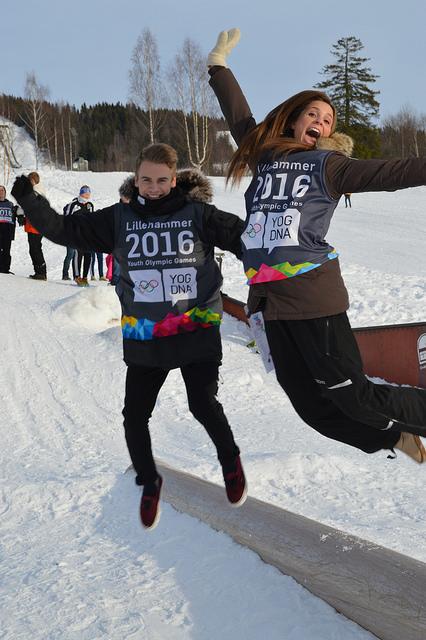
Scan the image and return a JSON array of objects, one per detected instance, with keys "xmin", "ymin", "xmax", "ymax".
[{"xmin": 16, "ymin": 171, "xmax": 244, "ymax": 369}]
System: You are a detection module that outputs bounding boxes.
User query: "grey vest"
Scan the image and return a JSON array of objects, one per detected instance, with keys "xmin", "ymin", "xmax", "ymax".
[
  {"xmin": 0, "ymin": 199, "xmax": 15, "ymax": 225},
  {"xmin": 242, "ymin": 150, "xmax": 338, "ymax": 284},
  {"xmin": 113, "ymin": 201, "xmax": 223, "ymax": 341}
]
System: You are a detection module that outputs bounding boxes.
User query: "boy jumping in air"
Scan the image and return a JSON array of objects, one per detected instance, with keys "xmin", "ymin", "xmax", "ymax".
[{"xmin": 12, "ymin": 143, "xmax": 247, "ymax": 529}]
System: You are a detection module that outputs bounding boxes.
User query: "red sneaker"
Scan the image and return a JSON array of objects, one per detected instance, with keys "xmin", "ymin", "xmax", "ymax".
[
  {"xmin": 223, "ymin": 456, "xmax": 247, "ymax": 507},
  {"xmin": 140, "ymin": 475, "xmax": 163, "ymax": 529}
]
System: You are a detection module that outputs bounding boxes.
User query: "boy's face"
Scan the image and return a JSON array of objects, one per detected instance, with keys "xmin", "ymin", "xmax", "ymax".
[
  {"xmin": 135, "ymin": 161, "xmax": 176, "ymax": 200},
  {"xmin": 0, "ymin": 186, "xmax": 5, "ymax": 201}
]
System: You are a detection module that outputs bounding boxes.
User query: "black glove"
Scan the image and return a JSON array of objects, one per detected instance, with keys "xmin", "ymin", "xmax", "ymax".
[
  {"xmin": 17, "ymin": 214, "xmax": 25, "ymax": 226},
  {"xmin": 11, "ymin": 175, "xmax": 34, "ymax": 201}
]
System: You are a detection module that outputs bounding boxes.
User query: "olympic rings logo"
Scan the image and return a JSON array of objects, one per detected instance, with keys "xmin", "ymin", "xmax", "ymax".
[
  {"xmin": 137, "ymin": 279, "xmax": 159, "ymax": 294},
  {"xmin": 245, "ymin": 223, "xmax": 262, "ymax": 238}
]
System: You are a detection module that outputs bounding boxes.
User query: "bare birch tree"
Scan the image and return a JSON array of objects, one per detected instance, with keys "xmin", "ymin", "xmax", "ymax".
[
  {"xmin": 59, "ymin": 104, "xmax": 68, "ymax": 170},
  {"xmin": 52, "ymin": 115, "xmax": 59, "ymax": 167},
  {"xmin": 168, "ymin": 38, "xmax": 216, "ymax": 170},
  {"xmin": 381, "ymin": 106, "xmax": 426, "ymax": 158},
  {"xmin": 20, "ymin": 71, "xmax": 50, "ymax": 169},
  {"xmin": 129, "ymin": 28, "xmax": 164, "ymax": 144}
]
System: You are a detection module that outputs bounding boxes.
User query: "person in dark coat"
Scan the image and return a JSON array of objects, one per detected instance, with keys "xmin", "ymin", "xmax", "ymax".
[
  {"xmin": 23, "ymin": 171, "xmax": 47, "ymax": 280},
  {"xmin": 207, "ymin": 28, "xmax": 426, "ymax": 465},
  {"xmin": 11, "ymin": 143, "xmax": 248, "ymax": 530}
]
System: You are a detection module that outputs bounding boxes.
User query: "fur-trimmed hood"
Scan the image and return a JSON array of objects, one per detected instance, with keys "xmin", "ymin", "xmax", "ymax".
[
  {"xmin": 316, "ymin": 132, "xmax": 354, "ymax": 156},
  {"xmin": 119, "ymin": 168, "xmax": 213, "ymax": 204},
  {"xmin": 176, "ymin": 168, "xmax": 213, "ymax": 203}
]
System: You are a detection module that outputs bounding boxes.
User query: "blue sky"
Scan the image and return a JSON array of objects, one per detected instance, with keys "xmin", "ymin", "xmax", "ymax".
[{"xmin": 3, "ymin": 0, "xmax": 426, "ymax": 124}]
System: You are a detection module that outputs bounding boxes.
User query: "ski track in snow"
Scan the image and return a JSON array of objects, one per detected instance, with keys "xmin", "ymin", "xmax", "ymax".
[
  {"xmin": 1, "ymin": 246, "xmax": 376, "ymax": 640},
  {"xmin": 2, "ymin": 129, "xmax": 425, "ymax": 638},
  {"xmin": 0, "ymin": 280, "xmax": 375, "ymax": 640}
]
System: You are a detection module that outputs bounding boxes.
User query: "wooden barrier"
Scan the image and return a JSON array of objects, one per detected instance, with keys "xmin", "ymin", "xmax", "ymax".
[
  {"xmin": 221, "ymin": 293, "xmax": 426, "ymax": 388},
  {"xmin": 354, "ymin": 322, "xmax": 426, "ymax": 388},
  {"xmin": 158, "ymin": 461, "xmax": 426, "ymax": 640}
]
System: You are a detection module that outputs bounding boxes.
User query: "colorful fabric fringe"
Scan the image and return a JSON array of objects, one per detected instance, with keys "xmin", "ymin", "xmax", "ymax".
[
  {"xmin": 121, "ymin": 306, "xmax": 221, "ymax": 341},
  {"xmin": 246, "ymin": 251, "xmax": 338, "ymax": 285}
]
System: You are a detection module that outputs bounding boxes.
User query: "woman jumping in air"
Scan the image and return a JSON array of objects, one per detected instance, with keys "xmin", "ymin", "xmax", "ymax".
[{"xmin": 207, "ymin": 28, "xmax": 426, "ymax": 464}]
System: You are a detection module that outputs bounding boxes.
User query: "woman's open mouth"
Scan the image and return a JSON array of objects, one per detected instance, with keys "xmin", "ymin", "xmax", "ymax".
[{"xmin": 306, "ymin": 127, "xmax": 321, "ymax": 141}]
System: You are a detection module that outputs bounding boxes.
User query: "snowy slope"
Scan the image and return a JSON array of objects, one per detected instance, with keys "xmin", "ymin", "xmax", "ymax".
[{"xmin": 1, "ymin": 121, "xmax": 425, "ymax": 639}]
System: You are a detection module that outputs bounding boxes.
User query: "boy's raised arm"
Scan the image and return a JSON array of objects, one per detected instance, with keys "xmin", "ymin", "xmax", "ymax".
[{"xmin": 12, "ymin": 175, "xmax": 115, "ymax": 254}]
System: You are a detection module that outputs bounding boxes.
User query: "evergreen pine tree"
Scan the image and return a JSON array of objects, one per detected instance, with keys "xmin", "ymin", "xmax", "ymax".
[{"xmin": 316, "ymin": 36, "xmax": 380, "ymax": 128}]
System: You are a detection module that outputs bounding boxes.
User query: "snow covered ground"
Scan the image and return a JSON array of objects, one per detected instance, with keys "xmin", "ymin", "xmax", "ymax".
[{"xmin": 1, "ymin": 122, "xmax": 425, "ymax": 639}]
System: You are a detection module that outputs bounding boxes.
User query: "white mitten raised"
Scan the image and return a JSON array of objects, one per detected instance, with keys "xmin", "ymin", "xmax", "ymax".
[{"xmin": 207, "ymin": 28, "xmax": 241, "ymax": 67}]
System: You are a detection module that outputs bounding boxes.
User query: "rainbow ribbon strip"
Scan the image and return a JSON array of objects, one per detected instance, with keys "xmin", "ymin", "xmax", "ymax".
[
  {"xmin": 121, "ymin": 306, "xmax": 221, "ymax": 341},
  {"xmin": 246, "ymin": 251, "xmax": 338, "ymax": 285}
]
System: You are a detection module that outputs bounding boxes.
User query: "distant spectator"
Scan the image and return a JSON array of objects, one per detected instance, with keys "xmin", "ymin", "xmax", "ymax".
[
  {"xmin": 0, "ymin": 185, "xmax": 17, "ymax": 274},
  {"xmin": 344, "ymin": 193, "xmax": 352, "ymax": 208},
  {"xmin": 88, "ymin": 182, "xmax": 106, "ymax": 281},
  {"xmin": 23, "ymin": 172, "xmax": 47, "ymax": 280},
  {"xmin": 90, "ymin": 250, "xmax": 107, "ymax": 281},
  {"xmin": 62, "ymin": 198, "xmax": 78, "ymax": 281},
  {"xmin": 119, "ymin": 175, "xmax": 135, "ymax": 203},
  {"xmin": 62, "ymin": 185, "xmax": 94, "ymax": 286},
  {"xmin": 108, "ymin": 175, "xmax": 135, "ymax": 286}
]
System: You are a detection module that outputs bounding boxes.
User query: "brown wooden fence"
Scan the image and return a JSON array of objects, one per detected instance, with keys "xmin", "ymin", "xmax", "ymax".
[{"xmin": 221, "ymin": 293, "xmax": 426, "ymax": 388}]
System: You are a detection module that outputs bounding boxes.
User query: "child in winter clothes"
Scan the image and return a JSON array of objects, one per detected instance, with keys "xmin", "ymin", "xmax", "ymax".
[
  {"xmin": 0, "ymin": 185, "xmax": 17, "ymax": 274},
  {"xmin": 207, "ymin": 28, "xmax": 426, "ymax": 465},
  {"xmin": 11, "ymin": 143, "xmax": 247, "ymax": 530}
]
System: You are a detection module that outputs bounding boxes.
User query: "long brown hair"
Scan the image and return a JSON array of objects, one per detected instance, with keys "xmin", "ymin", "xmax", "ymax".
[{"xmin": 227, "ymin": 90, "xmax": 336, "ymax": 185}]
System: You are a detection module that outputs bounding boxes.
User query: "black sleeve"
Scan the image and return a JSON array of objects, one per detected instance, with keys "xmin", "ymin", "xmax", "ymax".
[
  {"xmin": 17, "ymin": 192, "xmax": 116, "ymax": 253},
  {"xmin": 209, "ymin": 67, "xmax": 257, "ymax": 147},
  {"xmin": 201, "ymin": 204, "xmax": 244, "ymax": 258},
  {"xmin": 325, "ymin": 154, "xmax": 426, "ymax": 199}
]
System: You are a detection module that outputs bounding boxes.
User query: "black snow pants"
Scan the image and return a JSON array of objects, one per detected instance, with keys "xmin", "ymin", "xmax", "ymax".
[
  {"xmin": 74, "ymin": 251, "xmax": 91, "ymax": 279},
  {"xmin": 123, "ymin": 361, "xmax": 240, "ymax": 485},
  {"xmin": 266, "ymin": 313, "xmax": 426, "ymax": 454},
  {"xmin": 27, "ymin": 232, "xmax": 46, "ymax": 276},
  {"xmin": 0, "ymin": 223, "xmax": 14, "ymax": 273}
]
